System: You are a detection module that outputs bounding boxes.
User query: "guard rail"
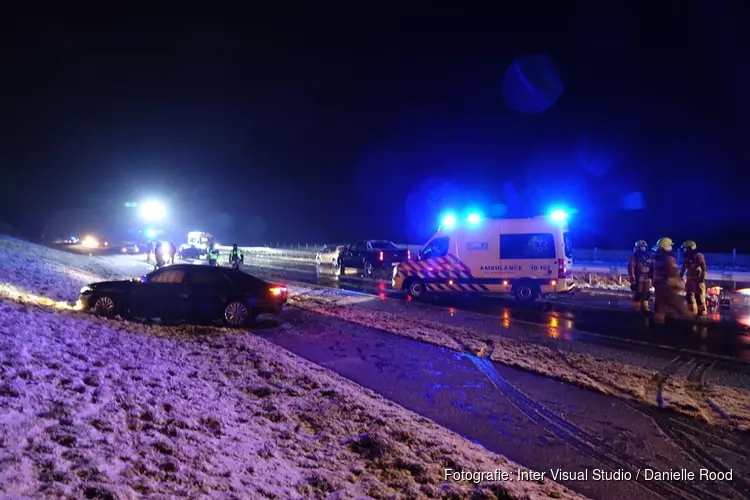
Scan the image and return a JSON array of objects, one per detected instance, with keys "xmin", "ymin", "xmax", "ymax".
[{"xmin": 221, "ymin": 244, "xmax": 750, "ymax": 269}]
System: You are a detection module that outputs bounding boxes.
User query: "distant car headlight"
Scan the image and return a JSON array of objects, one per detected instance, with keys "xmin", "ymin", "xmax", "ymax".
[
  {"xmin": 81, "ymin": 236, "xmax": 100, "ymax": 248},
  {"xmin": 79, "ymin": 286, "xmax": 93, "ymax": 294}
]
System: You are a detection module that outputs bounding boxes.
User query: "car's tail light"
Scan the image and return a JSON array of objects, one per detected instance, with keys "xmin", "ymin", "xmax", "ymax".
[
  {"xmin": 379, "ymin": 251, "xmax": 384, "ymax": 261},
  {"xmin": 558, "ymin": 258, "xmax": 566, "ymax": 279},
  {"xmin": 270, "ymin": 286, "xmax": 287, "ymax": 297},
  {"xmin": 407, "ymin": 250, "xmax": 411, "ymax": 260}
]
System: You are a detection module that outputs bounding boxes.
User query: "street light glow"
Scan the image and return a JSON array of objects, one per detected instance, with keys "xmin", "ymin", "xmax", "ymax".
[{"xmin": 139, "ymin": 200, "xmax": 166, "ymax": 222}]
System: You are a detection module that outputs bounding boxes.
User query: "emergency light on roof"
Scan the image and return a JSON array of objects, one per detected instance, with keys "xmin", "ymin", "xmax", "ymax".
[
  {"xmin": 467, "ymin": 213, "xmax": 482, "ymax": 224},
  {"xmin": 441, "ymin": 214, "xmax": 456, "ymax": 228},
  {"xmin": 549, "ymin": 209, "xmax": 569, "ymax": 222}
]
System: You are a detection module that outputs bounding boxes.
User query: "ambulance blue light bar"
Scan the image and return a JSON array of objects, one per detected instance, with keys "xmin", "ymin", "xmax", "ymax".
[
  {"xmin": 441, "ymin": 214, "xmax": 457, "ymax": 228},
  {"xmin": 467, "ymin": 213, "xmax": 482, "ymax": 224},
  {"xmin": 549, "ymin": 209, "xmax": 569, "ymax": 222}
]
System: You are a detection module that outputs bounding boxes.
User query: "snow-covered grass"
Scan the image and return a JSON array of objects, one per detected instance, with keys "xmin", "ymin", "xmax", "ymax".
[
  {"xmin": 0, "ymin": 237, "xmax": 139, "ymax": 303},
  {"xmin": 0, "ymin": 235, "xmax": 582, "ymax": 499},
  {"xmin": 287, "ymin": 286, "xmax": 750, "ymax": 431},
  {"xmin": 571, "ymin": 273, "xmax": 630, "ymax": 292}
]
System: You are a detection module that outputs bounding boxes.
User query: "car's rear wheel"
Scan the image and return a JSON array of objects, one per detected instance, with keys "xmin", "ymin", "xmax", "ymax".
[
  {"xmin": 224, "ymin": 301, "xmax": 254, "ymax": 327},
  {"xmin": 363, "ymin": 259, "xmax": 373, "ymax": 277},
  {"xmin": 93, "ymin": 295, "xmax": 118, "ymax": 317}
]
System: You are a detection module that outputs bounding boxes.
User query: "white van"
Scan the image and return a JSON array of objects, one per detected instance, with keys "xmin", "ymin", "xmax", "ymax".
[{"xmin": 392, "ymin": 216, "xmax": 574, "ymax": 301}]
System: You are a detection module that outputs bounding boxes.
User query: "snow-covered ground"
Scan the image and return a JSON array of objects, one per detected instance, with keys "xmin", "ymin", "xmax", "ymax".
[
  {"xmin": 0, "ymin": 237, "xmax": 152, "ymax": 303},
  {"xmin": 0, "ymin": 235, "xmax": 581, "ymax": 499},
  {"xmin": 287, "ymin": 286, "xmax": 750, "ymax": 431}
]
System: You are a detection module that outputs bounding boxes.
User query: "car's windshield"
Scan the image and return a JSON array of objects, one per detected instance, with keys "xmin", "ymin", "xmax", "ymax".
[{"xmin": 368, "ymin": 240, "xmax": 398, "ymax": 249}]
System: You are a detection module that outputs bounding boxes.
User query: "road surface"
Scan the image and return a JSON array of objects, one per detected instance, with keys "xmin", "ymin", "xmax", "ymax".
[{"xmin": 236, "ymin": 256, "xmax": 750, "ymax": 361}]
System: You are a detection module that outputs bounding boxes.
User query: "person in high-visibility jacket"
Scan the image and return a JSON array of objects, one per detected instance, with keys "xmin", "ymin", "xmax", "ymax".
[
  {"xmin": 680, "ymin": 240, "xmax": 708, "ymax": 317},
  {"xmin": 651, "ymin": 237, "xmax": 696, "ymax": 324},
  {"xmin": 207, "ymin": 243, "xmax": 220, "ymax": 266},
  {"xmin": 627, "ymin": 240, "xmax": 652, "ymax": 312},
  {"xmin": 229, "ymin": 244, "xmax": 244, "ymax": 268}
]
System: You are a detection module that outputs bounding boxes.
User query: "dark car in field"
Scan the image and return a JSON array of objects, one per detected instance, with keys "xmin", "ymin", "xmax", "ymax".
[
  {"xmin": 77, "ymin": 264, "xmax": 288, "ymax": 326},
  {"xmin": 337, "ymin": 240, "xmax": 410, "ymax": 277}
]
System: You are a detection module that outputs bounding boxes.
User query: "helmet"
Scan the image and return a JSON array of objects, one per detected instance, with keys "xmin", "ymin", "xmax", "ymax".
[
  {"xmin": 681, "ymin": 240, "xmax": 697, "ymax": 250},
  {"xmin": 655, "ymin": 237, "xmax": 673, "ymax": 252},
  {"xmin": 634, "ymin": 240, "xmax": 648, "ymax": 251}
]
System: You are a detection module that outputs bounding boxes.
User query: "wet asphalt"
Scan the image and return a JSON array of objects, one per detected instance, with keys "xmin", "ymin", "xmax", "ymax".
[{"xmin": 240, "ymin": 258, "xmax": 750, "ymax": 362}]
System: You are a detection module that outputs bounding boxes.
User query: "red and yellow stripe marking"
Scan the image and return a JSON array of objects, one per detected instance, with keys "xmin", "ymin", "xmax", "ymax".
[{"xmin": 396, "ymin": 254, "xmax": 472, "ymax": 280}]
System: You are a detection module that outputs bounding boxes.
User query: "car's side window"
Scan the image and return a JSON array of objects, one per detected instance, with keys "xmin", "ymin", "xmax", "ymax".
[
  {"xmin": 149, "ymin": 270, "xmax": 186, "ymax": 283},
  {"xmin": 188, "ymin": 268, "xmax": 230, "ymax": 285},
  {"xmin": 355, "ymin": 242, "xmax": 366, "ymax": 251}
]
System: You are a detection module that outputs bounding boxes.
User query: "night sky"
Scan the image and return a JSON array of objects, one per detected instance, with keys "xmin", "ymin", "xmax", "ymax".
[{"xmin": 1, "ymin": 4, "xmax": 747, "ymax": 251}]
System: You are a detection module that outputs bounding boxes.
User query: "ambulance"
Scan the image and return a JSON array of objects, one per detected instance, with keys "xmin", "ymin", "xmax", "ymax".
[{"xmin": 392, "ymin": 213, "xmax": 574, "ymax": 301}]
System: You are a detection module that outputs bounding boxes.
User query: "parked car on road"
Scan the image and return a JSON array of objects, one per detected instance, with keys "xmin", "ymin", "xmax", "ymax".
[
  {"xmin": 316, "ymin": 245, "xmax": 345, "ymax": 267},
  {"xmin": 337, "ymin": 240, "xmax": 409, "ymax": 277},
  {"xmin": 77, "ymin": 264, "xmax": 288, "ymax": 326},
  {"xmin": 177, "ymin": 245, "xmax": 203, "ymax": 260}
]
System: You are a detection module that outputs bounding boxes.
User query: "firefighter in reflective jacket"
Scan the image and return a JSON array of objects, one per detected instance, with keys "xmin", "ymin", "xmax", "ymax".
[
  {"xmin": 652, "ymin": 237, "xmax": 696, "ymax": 324},
  {"xmin": 627, "ymin": 240, "xmax": 652, "ymax": 312},
  {"xmin": 680, "ymin": 240, "xmax": 708, "ymax": 317},
  {"xmin": 207, "ymin": 243, "xmax": 220, "ymax": 266}
]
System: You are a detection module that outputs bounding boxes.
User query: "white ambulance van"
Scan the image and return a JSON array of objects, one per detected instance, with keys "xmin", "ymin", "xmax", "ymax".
[{"xmin": 392, "ymin": 215, "xmax": 574, "ymax": 301}]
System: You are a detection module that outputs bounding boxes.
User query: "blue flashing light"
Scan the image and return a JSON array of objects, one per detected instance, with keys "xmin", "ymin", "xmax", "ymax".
[
  {"xmin": 467, "ymin": 213, "xmax": 482, "ymax": 224},
  {"xmin": 441, "ymin": 214, "xmax": 457, "ymax": 228},
  {"xmin": 549, "ymin": 209, "xmax": 569, "ymax": 222}
]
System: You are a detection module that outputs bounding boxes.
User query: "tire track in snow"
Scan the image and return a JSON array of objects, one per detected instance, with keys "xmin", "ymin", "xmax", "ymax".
[
  {"xmin": 652, "ymin": 355, "xmax": 696, "ymax": 409},
  {"xmin": 469, "ymin": 354, "xmax": 722, "ymax": 500},
  {"xmin": 654, "ymin": 360, "xmax": 750, "ymax": 498},
  {"xmin": 557, "ymin": 350, "xmax": 750, "ymax": 497},
  {"xmin": 656, "ymin": 422, "xmax": 750, "ymax": 498}
]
